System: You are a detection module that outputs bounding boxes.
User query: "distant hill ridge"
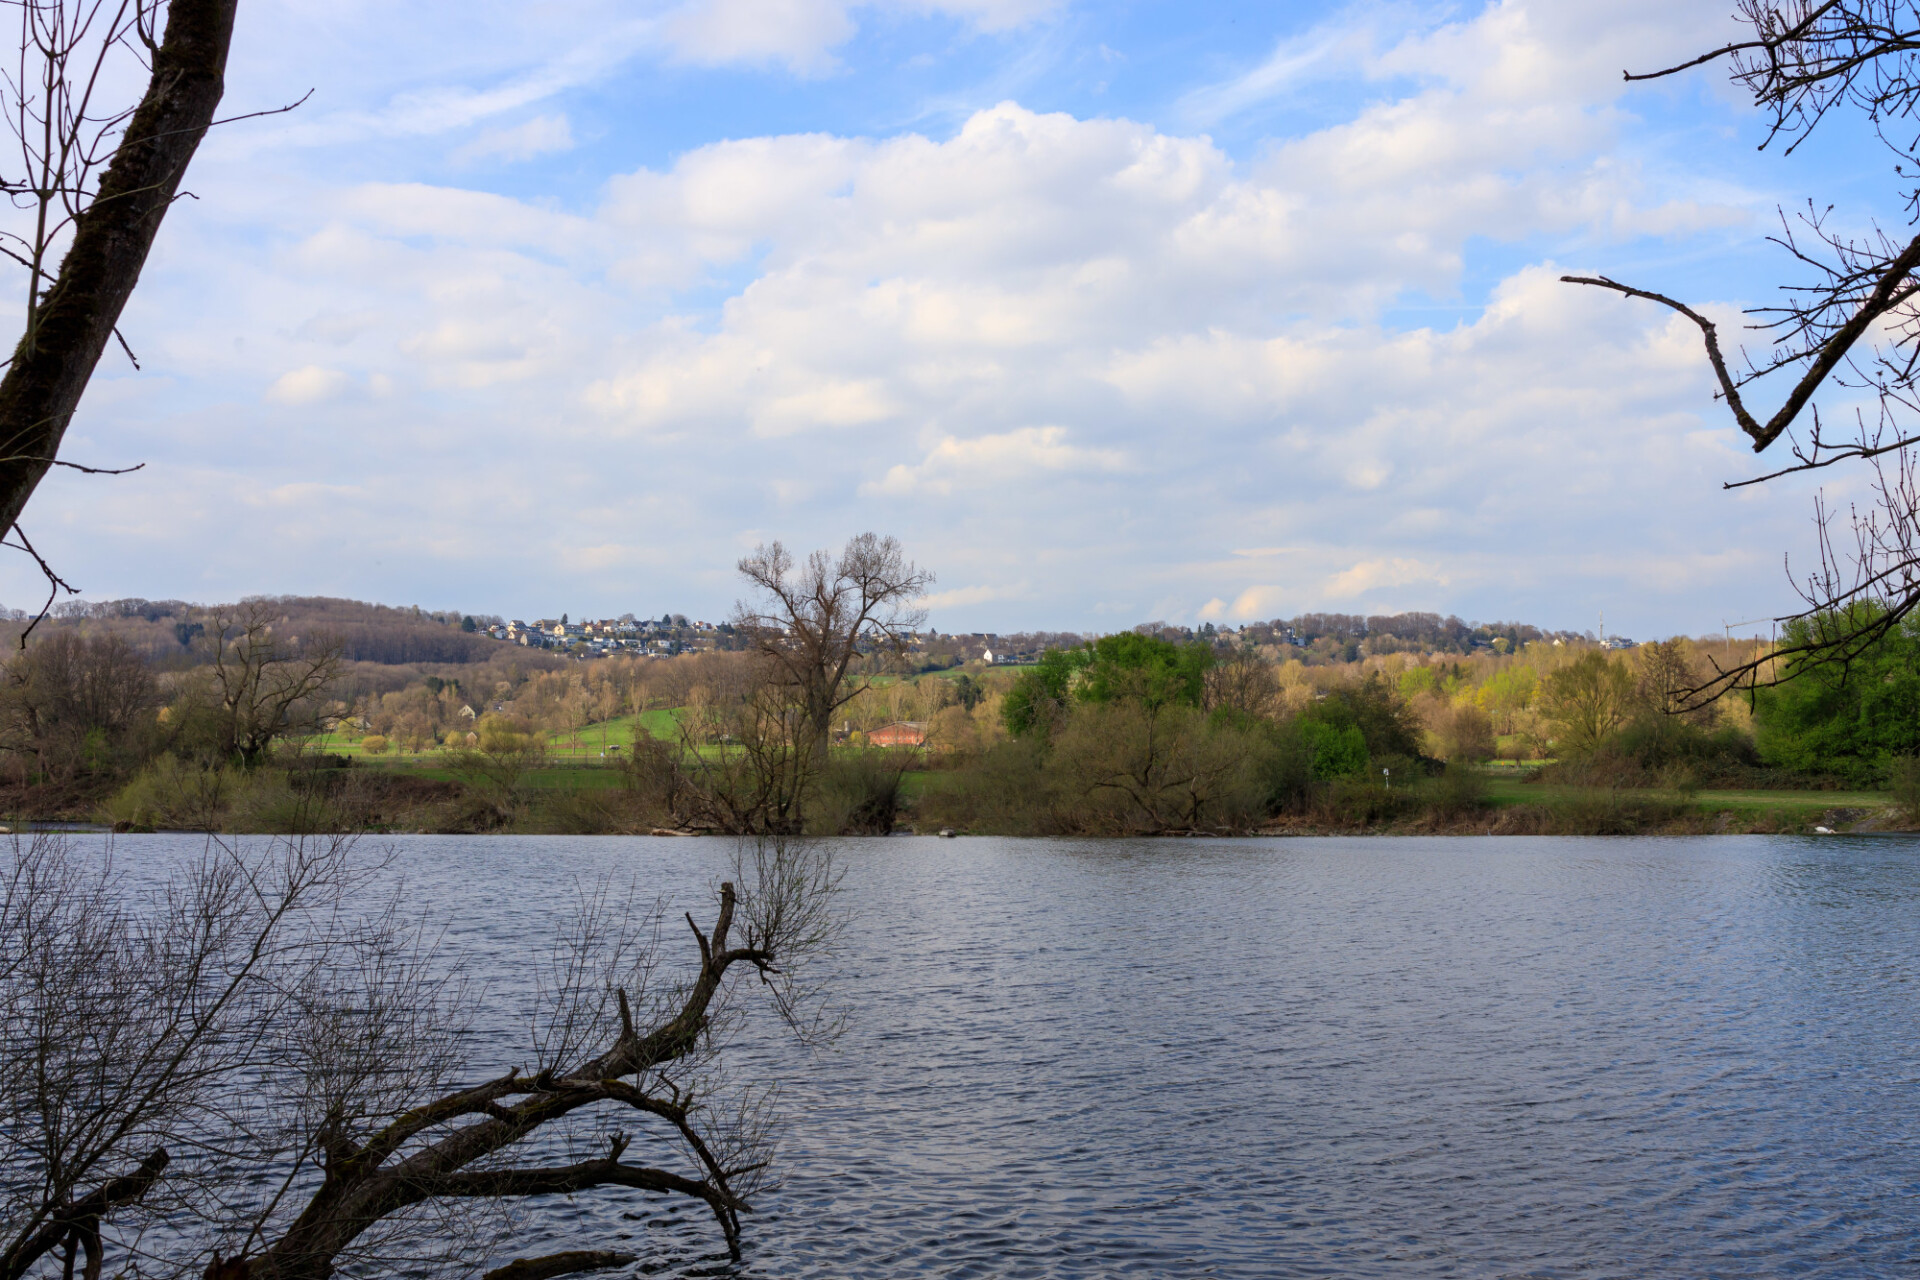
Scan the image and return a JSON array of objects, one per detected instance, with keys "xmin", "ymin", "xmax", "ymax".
[
  {"xmin": 0, "ymin": 596, "xmax": 503, "ymax": 666},
  {"xmin": 0, "ymin": 595, "xmax": 1591, "ymax": 669}
]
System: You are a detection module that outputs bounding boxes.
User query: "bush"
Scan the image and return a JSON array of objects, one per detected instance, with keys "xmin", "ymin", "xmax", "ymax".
[
  {"xmin": 915, "ymin": 738, "xmax": 1062, "ymax": 834},
  {"xmin": 1045, "ymin": 702, "xmax": 1269, "ymax": 833},
  {"xmin": 360, "ymin": 734, "xmax": 389, "ymax": 756},
  {"xmin": 1318, "ymin": 774, "xmax": 1422, "ymax": 826},
  {"xmin": 1424, "ymin": 764, "xmax": 1490, "ymax": 819},
  {"xmin": 1540, "ymin": 716, "xmax": 1768, "ymax": 789},
  {"xmin": 102, "ymin": 755, "xmax": 235, "ymax": 831},
  {"xmin": 1890, "ymin": 755, "xmax": 1920, "ymax": 823},
  {"xmin": 1531, "ymin": 789, "xmax": 1692, "ymax": 835},
  {"xmin": 1299, "ymin": 719, "xmax": 1368, "ymax": 779},
  {"xmin": 810, "ymin": 749, "xmax": 911, "ymax": 835}
]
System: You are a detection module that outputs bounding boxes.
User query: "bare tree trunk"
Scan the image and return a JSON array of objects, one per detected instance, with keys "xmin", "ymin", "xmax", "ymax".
[{"xmin": 0, "ymin": 0, "xmax": 237, "ymax": 530}]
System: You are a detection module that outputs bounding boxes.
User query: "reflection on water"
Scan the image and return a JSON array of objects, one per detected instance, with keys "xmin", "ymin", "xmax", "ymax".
[{"xmin": 115, "ymin": 834, "xmax": 1920, "ymax": 1277}]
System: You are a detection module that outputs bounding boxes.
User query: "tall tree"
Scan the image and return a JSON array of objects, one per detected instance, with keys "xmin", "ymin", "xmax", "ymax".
[
  {"xmin": 1566, "ymin": 2, "xmax": 1920, "ymax": 700},
  {"xmin": 0, "ymin": 1, "xmax": 239, "ymax": 606},
  {"xmin": 734, "ymin": 533, "xmax": 933, "ymax": 755}
]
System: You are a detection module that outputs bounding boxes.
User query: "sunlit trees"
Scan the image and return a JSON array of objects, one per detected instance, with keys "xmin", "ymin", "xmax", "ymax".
[
  {"xmin": 442, "ymin": 714, "xmax": 547, "ymax": 821},
  {"xmin": 1539, "ymin": 652, "xmax": 1635, "ymax": 755},
  {"xmin": 1752, "ymin": 607, "xmax": 1920, "ymax": 780},
  {"xmin": 1001, "ymin": 633, "xmax": 1213, "ymax": 738}
]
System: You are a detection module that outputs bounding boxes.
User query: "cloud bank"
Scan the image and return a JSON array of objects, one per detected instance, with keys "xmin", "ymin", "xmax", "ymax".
[{"xmin": 5, "ymin": 0, "xmax": 1809, "ymax": 637}]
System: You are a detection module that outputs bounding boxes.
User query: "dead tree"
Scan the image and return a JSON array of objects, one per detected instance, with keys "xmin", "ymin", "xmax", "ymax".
[
  {"xmin": 735, "ymin": 533, "xmax": 933, "ymax": 757},
  {"xmin": 0, "ymin": 831, "xmax": 842, "ymax": 1278},
  {"xmin": 1566, "ymin": 2, "xmax": 1920, "ymax": 702},
  {"xmin": 0, "ymin": 2, "xmax": 247, "ymax": 620}
]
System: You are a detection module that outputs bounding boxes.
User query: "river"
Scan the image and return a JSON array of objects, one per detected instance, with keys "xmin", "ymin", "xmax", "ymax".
[{"xmin": 109, "ymin": 834, "xmax": 1920, "ymax": 1276}]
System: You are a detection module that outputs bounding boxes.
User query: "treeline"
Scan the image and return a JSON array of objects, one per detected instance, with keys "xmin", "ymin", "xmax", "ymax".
[
  {"xmin": 0, "ymin": 596, "xmax": 507, "ymax": 666},
  {"xmin": 617, "ymin": 633, "xmax": 1768, "ymax": 837},
  {"xmin": 912, "ymin": 612, "xmax": 1580, "ymax": 674},
  {"xmin": 9, "ymin": 582, "xmax": 1904, "ymax": 835}
]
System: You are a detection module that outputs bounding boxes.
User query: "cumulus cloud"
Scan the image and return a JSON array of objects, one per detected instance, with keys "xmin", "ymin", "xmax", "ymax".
[
  {"xmin": 1323, "ymin": 557, "xmax": 1450, "ymax": 601},
  {"xmin": 866, "ymin": 426, "xmax": 1129, "ymax": 496},
  {"xmin": 7, "ymin": 0, "xmax": 1801, "ymax": 636},
  {"xmin": 918, "ymin": 582, "xmax": 1030, "ymax": 609}
]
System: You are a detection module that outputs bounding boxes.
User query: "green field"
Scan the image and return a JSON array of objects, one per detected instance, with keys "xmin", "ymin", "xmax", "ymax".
[
  {"xmin": 1476, "ymin": 774, "xmax": 1891, "ymax": 827},
  {"xmin": 303, "ymin": 707, "xmax": 685, "ymax": 762}
]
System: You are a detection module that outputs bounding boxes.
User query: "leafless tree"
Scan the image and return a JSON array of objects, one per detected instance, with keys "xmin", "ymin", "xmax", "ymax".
[
  {"xmin": 1201, "ymin": 645, "xmax": 1280, "ymax": 720},
  {"xmin": 0, "ymin": 2, "xmax": 260, "ymax": 620},
  {"xmin": 1, "ymin": 830, "xmax": 842, "ymax": 1279},
  {"xmin": 734, "ymin": 534, "xmax": 933, "ymax": 757},
  {"xmin": 0, "ymin": 629, "xmax": 154, "ymax": 778},
  {"xmin": 176, "ymin": 601, "xmax": 343, "ymax": 768},
  {"xmin": 440, "ymin": 720, "xmax": 547, "ymax": 825},
  {"xmin": 1048, "ymin": 701, "xmax": 1262, "ymax": 834},
  {"xmin": 1566, "ymin": 2, "xmax": 1920, "ymax": 701},
  {"xmin": 643, "ymin": 654, "xmax": 815, "ymax": 835}
]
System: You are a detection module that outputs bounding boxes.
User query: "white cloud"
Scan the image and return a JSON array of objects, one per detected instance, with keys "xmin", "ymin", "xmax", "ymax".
[
  {"xmin": 453, "ymin": 114, "xmax": 576, "ymax": 165},
  {"xmin": 865, "ymin": 426, "xmax": 1129, "ymax": 496},
  {"xmin": 660, "ymin": 0, "xmax": 1063, "ymax": 74},
  {"xmin": 663, "ymin": 0, "xmax": 857, "ymax": 74},
  {"xmin": 265, "ymin": 365, "xmax": 353, "ymax": 405},
  {"xmin": 919, "ymin": 582, "xmax": 1028, "ymax": 609},
  {"xmin": 6, "ymin": 0, "xmax": 1808, "ymax": 637},
  {"xmin": 1323, "ymin": 557, "xmax": 1450, "ymax": 601}
]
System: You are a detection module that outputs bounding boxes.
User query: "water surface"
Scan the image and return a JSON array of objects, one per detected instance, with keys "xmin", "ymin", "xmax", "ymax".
[{"xmin": 119, "ymin": 834, "xmax": 1920, "ymax": 1276}]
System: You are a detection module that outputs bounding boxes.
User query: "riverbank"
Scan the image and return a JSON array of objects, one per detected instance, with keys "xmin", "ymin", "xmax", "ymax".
[{"xmin": 2, "ymin": 761, "xmax": 1905, "ymax": 837}]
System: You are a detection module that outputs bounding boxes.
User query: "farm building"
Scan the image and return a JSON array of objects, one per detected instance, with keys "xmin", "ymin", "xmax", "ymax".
[{"xmin": 869, "ymin": 722, "xmax": 927, "ymax": 748}]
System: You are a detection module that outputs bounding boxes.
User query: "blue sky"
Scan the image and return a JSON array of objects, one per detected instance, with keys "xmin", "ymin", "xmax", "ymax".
[{"xmin": 0, "ymin": 0, "xmax": 1891, "ymax": 637}]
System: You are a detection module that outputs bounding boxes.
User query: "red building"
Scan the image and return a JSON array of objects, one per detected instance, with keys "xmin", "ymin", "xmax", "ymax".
[{"xmin": 868, "ymin": 721, "xmax": 927, "ymax": 748}]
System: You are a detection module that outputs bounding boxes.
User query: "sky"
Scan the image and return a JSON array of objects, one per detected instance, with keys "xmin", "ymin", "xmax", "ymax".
[{"xmin": 0, "ymin": 0, "xmax": 1896, "ymax": 637}]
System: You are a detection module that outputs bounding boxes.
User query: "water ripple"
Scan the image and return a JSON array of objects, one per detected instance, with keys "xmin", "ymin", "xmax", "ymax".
[{"xmin": 111, "ymin": 832, "xmax": 1920, "ymax": 1277}]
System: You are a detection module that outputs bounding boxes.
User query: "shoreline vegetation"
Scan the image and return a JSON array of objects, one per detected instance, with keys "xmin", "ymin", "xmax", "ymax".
[{"xmin": 2, "ymin": 594, "xmax": 1916, "ymax": 839}]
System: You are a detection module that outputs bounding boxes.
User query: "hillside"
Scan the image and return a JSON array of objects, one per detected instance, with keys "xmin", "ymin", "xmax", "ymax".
[{"xmin": 0, "ymin": 596, "xmax": 513, "ymax": 667}]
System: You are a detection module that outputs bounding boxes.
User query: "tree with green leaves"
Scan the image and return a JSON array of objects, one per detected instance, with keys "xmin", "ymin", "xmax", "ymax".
[
  {"xmin": 1539, "ymin": 652, "xmax": 1635, "ymax": 756},
  {"xmin": 1752, "ymin": 606, "xmax": 1920, "ymax": 782},
  {"xmin": 1002, "ymin": 633, "xmax": 1214, "ymax": 738}
]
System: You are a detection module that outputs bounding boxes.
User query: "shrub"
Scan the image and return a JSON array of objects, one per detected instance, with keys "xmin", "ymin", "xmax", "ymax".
[
  {"xmin": 102, "ymin": 755, "xmax": 233, "ymax": 831},
  {"xmin": 810, "ymin": 749, "xmax": 911, "ymax": 835},
  {"xmin": 1890, "ymin": 754, "xmax": 1920, "ymax": 823},
  {"xmin": 914, "ymin": 738, "xmax": 1062, "ymax": 835},
  {"xmin": 1424, "ymin": 764, "xmax": 1490, "ymax": 820},
  {"xmin": 1540, "ymin": 717, "xmax": 1765, "ymax": 789},
  {"xmin": 1299, "ymin": 720, "xmax": 1368, "ymax": 779},
  {"xmin": 360, "ymin": 734, "xmax": 390, "ymax": 756}
]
